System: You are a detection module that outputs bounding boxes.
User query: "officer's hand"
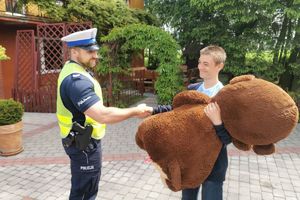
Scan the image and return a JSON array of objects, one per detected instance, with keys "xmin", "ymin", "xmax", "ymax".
[{"xmin": 204, "ymin": 102, "xmax": 222, "ymax": 125}]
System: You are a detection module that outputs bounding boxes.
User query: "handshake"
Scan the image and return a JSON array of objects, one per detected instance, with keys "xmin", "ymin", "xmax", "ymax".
[{"xmin": 135, "ymin": 103, "xmax": 153, "ymax": 118}]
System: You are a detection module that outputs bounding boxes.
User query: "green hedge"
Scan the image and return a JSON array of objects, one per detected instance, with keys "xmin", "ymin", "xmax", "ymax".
[{"xmin": 100, "ymin": 24, "xmax": 184, "ymax": 104}]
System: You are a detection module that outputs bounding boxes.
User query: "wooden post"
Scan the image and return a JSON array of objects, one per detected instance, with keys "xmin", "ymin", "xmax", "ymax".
[{"xmin": 128, "ymin": 0, "xmax": 144, "ymax": 9}]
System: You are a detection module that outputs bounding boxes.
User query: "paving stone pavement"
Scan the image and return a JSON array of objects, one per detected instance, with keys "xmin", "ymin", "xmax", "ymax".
[{"xmin": 0, "ymin": 93, "xmax": 300, "ymax": 200}]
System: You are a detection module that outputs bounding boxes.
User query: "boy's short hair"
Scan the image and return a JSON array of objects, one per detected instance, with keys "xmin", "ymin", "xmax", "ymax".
[{"xmin": 200, "ymin": 45, "xmax": 226, "ymax": 64}]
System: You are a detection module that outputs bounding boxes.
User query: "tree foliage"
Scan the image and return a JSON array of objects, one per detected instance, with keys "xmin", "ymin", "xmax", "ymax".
[
  {"xmin": 146, "ymin": 0, "xmax": 300, "ymax": 91},
  {"xmin": 28, "ymin": 0, "xmax": 158, "ymax": 37},
  {"xmin": 99, "ymin": 24, "xmax": 184, "ymax": 104}
]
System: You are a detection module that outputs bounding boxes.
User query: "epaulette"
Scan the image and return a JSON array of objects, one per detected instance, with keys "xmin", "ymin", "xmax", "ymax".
[{"xmin": 71, "ymin": 73, "xmax": 82, "ymax": 80}]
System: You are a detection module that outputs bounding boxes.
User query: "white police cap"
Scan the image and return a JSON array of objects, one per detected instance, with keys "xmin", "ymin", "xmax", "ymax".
[{"xmin": 61, "ymin": 28, "xmax": 99, "ymax": 51}]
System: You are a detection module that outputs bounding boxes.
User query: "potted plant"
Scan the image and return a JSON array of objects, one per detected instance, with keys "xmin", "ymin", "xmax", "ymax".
[{"xmin": 0, "ymin": 99, "xmax": 24, "ymax": 156}]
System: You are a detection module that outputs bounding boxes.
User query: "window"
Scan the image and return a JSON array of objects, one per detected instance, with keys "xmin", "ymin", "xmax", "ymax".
[{"xmin": 5, "ymin": 0, "xmax": 25, "ymax": 14}]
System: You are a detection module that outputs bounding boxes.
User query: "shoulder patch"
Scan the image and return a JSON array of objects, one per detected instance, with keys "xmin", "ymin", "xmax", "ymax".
[{"xmin": 71, "ymin": 73, "xmax": 82, "ymax": 80}]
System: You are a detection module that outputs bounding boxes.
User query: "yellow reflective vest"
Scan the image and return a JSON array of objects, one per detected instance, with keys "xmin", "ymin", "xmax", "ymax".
[{"xmin": 56, "ymin": 62, "xmax": 106, "ymax": 140}]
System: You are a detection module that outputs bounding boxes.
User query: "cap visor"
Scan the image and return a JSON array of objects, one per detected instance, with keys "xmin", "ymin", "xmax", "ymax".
[{"xmin": 79, "ymin": 44, "xmax": 99, "ymax": 51}]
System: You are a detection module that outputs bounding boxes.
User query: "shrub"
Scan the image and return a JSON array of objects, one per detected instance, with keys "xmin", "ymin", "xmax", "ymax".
[
  {"xmin": 0, "ymin": 45, "xmax": 9, "ymax": 61},
  {"xmin": 0, "ymin": 99, "xmax": 24, "ymax": 125}
]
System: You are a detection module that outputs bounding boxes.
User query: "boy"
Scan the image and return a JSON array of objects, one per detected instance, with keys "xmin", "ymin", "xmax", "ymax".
[{"xmin": 147, "ymin": 45, "xmax": 231, "ymax": 200}]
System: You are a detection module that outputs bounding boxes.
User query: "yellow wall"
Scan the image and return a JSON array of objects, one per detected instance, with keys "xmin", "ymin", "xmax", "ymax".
[
  {"xmin": 26, "ymin": 2, "xmax": 46, "ymax": 16},
  {"xmin": 128, "ymin": 0, "xmax": 144, "ymax": 9},
  {"xmin": 26, "ymin": 2, "xmax": 39, "ymax": 16},
  {"xmin": 0, "ymin": 0, "xmax": 5, "ymax": 11}
]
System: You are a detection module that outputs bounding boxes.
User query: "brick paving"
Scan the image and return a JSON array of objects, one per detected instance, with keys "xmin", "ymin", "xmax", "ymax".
[{"xmin": 0, "ymin": 93, "xmax": 300, "ymax": 200}]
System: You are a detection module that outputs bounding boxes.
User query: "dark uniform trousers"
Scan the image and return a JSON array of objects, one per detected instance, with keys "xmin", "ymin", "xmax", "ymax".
[{"xmin": 63, "ymin": 138, "xmax": 102, "ymax": 200}]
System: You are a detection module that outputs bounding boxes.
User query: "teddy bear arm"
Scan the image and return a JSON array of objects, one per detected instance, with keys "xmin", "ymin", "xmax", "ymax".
[
  {"xmin": 232, "ymin": 138, "xmax": 251, "ymax": 151},
  {"xmin": 173, "ymin": 90, "xmax": 210, "ymax": 108},
  {"xmin": 253, "ymin": 144, "xmax": 275, "ymax": 155}
]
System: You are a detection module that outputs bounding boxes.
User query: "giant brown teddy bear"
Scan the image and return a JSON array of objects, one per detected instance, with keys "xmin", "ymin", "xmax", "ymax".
[{"xmin": 136, "ymin": 75, "xmax": 299, "ymax": 191}]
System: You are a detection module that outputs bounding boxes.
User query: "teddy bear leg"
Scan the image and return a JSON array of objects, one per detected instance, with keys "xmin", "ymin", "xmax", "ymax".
[
  {"xmin": 232, "ymin": 139, "xmax": 251, "ymax": 151},
  {"xmin": 253, "ymin": 144, "xmax": 275, "ymax": 155}
]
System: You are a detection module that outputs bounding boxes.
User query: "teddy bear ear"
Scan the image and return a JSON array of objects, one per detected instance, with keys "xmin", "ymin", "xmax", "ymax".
[
  {"xmin": 229, "ymin": 74, "xmax": 255, "ymax": 85},
  {"xmin": 173, "ymin": 90, "xmax": 210, "ymax": 108}
]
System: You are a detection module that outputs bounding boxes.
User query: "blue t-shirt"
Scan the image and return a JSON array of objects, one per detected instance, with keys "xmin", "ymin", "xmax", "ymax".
[{"xmin": 196, "ymin": 81, "xmax": 224, "ymax": 97}]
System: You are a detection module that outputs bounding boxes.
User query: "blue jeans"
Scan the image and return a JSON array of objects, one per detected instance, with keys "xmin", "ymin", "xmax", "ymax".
[{"xmin": 181, "ymin": 180, "xmax": 223, "ymax": 200}]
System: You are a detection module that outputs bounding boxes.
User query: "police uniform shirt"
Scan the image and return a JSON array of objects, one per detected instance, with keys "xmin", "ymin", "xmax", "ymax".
[{"xmin": 60, "ymin": 60, "xmax": 100, "ymax": 125}]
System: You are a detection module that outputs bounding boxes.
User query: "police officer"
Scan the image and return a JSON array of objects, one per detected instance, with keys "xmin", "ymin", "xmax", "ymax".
[{"xmin": 57, "ymin": 28, "xmax": 149, "ymax": 200}]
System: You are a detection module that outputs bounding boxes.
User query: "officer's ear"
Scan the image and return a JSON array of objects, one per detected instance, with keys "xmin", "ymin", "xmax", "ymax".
[
  {"xmin": 70, "ymin": 47, "xmax": 80, "ymax": 56},
  {"xmin": 69, "ymin": 47, "xmax": 75, "ymax": 56}
]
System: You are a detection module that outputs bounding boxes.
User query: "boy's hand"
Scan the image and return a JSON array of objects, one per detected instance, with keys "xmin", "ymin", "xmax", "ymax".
[{"xmin": 204, "ymin": 102, "xmax": 222, "ymax": 125}]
